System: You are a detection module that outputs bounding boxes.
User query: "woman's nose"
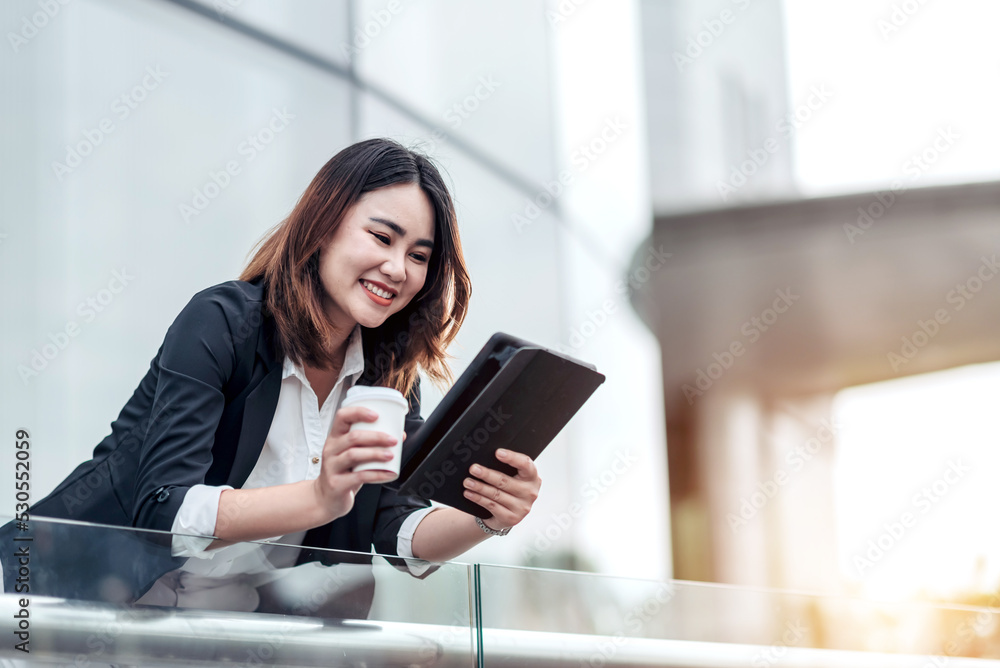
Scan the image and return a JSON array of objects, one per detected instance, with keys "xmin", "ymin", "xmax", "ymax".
[{"xmin": 381, "ymin": 254, "xmax": 406, "ymax": 282}]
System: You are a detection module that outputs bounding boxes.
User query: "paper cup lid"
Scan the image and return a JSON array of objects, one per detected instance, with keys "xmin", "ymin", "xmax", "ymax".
[{"xmin": 343, "ymin": 385, "xmax": 407, "ymax": 407}]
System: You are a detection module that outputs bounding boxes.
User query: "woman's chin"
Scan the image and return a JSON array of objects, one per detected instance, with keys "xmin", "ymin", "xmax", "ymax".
[{"xmin": 353, "ymin": 309, "xmax": 392, "ymax": 329}]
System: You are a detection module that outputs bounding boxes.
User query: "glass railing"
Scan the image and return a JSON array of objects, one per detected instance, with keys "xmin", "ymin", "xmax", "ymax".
[
  {"xmin": 0, "ymin": 515, "xmax": 476, "ymax": 666},
  {"xmin": 476, "ymin": 564, "xmax": 1000, "ymax": 667},
  {"xmin": 3, "ymin": 516, "xmax": 1000, "ymax": 667}
]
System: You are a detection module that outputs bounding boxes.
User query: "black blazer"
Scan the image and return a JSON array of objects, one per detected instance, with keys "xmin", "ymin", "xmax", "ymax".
[{"xmin": 5, "ymin": 279, "xmax": 430, "ymax": 600}]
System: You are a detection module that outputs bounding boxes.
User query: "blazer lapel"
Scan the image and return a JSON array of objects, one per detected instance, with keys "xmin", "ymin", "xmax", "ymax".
[{"xmin": 226, "ymin": 310, "xmax": 283, "ymax": 487}]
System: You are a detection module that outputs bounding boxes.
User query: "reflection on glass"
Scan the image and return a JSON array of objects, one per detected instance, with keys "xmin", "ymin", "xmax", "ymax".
[
  {"xmin": 478, "ymin": 564, "xmax": 1000, "ymax": 665},
  {"xmin": 5, "ymin": 517, "xmax": 1000, "ymax": 666},
  {"xmin": 0, "ymin": 516, "xmax": 474, "ymax": 666}
]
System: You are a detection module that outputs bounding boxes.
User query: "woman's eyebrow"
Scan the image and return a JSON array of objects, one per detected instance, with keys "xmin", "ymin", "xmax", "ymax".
[{"xmin": 369, "ymin": 217, "xmax": 434, "ymax": 249}]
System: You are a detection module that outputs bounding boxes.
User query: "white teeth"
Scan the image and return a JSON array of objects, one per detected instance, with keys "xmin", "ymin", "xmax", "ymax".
[{"xmin": 362, "ymin": 280, "xmax": 393, "ymax": 299}]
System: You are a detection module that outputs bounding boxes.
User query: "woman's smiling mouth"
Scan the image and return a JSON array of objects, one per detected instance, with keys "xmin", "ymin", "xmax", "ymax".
[{"xmin": 361, "ymin": 279, "xmax": 395, "ymax": 305}]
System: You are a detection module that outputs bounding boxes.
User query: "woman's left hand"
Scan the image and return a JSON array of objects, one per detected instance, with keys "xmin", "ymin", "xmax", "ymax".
[{"xmin": 463, "ymin": 449, "xmax": 541, "ymax": 531}]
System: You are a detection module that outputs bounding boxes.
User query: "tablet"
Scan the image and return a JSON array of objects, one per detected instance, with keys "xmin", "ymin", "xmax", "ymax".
[{"xmin": 389, "ymin": 332, "xmax": 605, "ymax": 518}]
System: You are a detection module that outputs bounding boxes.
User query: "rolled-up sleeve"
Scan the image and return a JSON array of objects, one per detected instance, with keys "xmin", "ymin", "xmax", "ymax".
[
  {"xmin": 170, "ymin": 483, "xmax": 233, "ymax": 557},
  {"xmin": 371, "ymin": 380, "xmax": 436, "ymax": 557},
  {"xmin": 393, "ymin": 506, "xmax": 440, "ymax": 576}
]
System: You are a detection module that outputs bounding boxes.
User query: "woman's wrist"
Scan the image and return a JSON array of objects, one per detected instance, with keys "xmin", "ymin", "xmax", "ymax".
[
  {"xmin": 474, "ymin": 517, "xmax": 513, "ymax": 536},
  {"xmin": 307, "ymin": 478, "xmax": 341, "ymax": 526},
  {"xmin": 213, "ymin": 481, "xmax": 333, "ymax": 544},
  {"xmin": 482, "ymin": 516, "xmax": 503, "ymax": 531}
]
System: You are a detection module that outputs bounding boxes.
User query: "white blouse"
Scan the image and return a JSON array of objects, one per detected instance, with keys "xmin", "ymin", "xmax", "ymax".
[
  {"xmin": 166, "ymin": 323, "xmax": 435, "ymax": 577},
  {"xmin": 0, "ymin": 326, "xmax": 437, "ymax": 611}
]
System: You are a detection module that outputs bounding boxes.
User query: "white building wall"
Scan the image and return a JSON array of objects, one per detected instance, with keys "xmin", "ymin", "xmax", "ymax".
[{"xmin": 0, "ymin": 0, "xmax": 670, "ymax": 585}]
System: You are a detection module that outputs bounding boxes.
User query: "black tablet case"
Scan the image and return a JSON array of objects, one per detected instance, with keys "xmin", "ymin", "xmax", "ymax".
[{"xmin": 389, "ymin": 332, "xmax": 605, "ymax": 519}]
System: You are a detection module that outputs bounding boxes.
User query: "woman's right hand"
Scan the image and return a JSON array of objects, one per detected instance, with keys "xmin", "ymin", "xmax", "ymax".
[{"xmin": 312, "ymin": 406, "xmax": 399, "ymax": 522}]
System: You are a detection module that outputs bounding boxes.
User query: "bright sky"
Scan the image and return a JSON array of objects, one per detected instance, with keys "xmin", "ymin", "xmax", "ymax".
[
  {"xmin": 784, "ymin": 0, "xmax": 1000, "ymax": 599},
  {"xmin": 833, "ymin": 363, "xmax": 1000, "ymax": 599},
  {"xmin": 782, "ymin": 0, "xmax": 1000, "ymax": 197}
]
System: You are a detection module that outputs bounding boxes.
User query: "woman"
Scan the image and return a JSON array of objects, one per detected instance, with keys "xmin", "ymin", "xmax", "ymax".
[{"xmin": 8, "ymin": 138, "xmax": 541, "ymax": 604}]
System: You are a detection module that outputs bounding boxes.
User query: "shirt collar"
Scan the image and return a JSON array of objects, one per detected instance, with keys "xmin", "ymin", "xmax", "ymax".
[{"xmin": 282, "ymin": 324, "xmax": 365, "ymax": 385}]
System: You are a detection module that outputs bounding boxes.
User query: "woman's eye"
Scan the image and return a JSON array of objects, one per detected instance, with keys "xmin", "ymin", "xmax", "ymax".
[
  {"xmin": 410, "ymin": 252, "xmax": 429, "ymax": 263},
  {"xmin": 371, "ymin": 232, "xmax": 390, "ymax": 245}
]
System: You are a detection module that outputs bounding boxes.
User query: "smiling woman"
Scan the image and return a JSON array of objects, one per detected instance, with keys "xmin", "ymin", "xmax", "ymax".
[
  {"xmin": 2, "ymin": 138, "xmax": 543, "ymax": 607},
  {"xmin": 318, "ymin": 183, "xmax": 435, "ymax": 334}
]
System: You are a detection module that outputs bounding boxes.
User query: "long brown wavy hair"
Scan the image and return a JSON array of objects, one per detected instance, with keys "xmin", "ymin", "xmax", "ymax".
[{"xmin": 240, "ymin": 138, "xmax": 472, "ymax": 397}]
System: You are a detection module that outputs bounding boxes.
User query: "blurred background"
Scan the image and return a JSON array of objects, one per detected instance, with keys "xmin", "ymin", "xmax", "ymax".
[{"xmin": 2, "ymin": 0, "xmax": 1000, "ymax": 612}]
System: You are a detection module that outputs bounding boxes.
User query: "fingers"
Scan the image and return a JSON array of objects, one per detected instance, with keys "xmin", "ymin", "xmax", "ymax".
[
  {"xmin": 329, "ymin": 405, "xmax": 380, "ymax": 436},
  {"xmin": 468, "ymin": 463, "xmax": 539, "ymax": 502},
  {"xmin": 320, "ymin": 406, "xmax": 400, "ymax": 485},
  {"xmin": 474, "ymin": 450, "xmax": 540, "ymax": 488},
  {"xmin": 312, "ymin": 465, "xmax": 396, "ymax": 522},
  {"xmin": 327, "ymin": 466, "xmax": 397, "ymax": 498},
  {"xmin": 313, "ymin": 407, "xmax": 403, "ymax": 520},
  {"xmin": 335, "ymin": 443, "xmax": 396, "ymax": 470},
  {"xmin": 324, "ymin": 423, "xmax": 397, "ymax": 458},
  {"xmin": 464, "ymin": 456, "xmax": 541, "ymax": 525},
  {"xmin": 463, "ymin": 476, "xmax": 523, "ymax": 514},
  {"xmin": 314, "ymin": 444, "xmax": 397, "ymax": 512},
  {"xmin": 352, "ymin": 468, "xmax": 399, "ymax": 485},
  {"xmin": 494, "ymin": 448, "xmax": 538, "ymax": 480}
]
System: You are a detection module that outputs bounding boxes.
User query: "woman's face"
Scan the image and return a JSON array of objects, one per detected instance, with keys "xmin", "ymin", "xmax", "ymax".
[{"xmin": 318, "ymin": 182, "xmax": 435, "ymax": 332}]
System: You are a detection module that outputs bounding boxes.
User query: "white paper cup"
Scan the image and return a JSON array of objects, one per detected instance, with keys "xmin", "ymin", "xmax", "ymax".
[{"xmin": 341, "ymin": 386, "xmax": 408, "ymax": 479}]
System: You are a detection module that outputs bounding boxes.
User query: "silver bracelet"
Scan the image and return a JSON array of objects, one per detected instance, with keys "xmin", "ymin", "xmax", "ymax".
[{"xmin": 475, "ymin": 516, "xmax": 511, "ymax": 536}]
